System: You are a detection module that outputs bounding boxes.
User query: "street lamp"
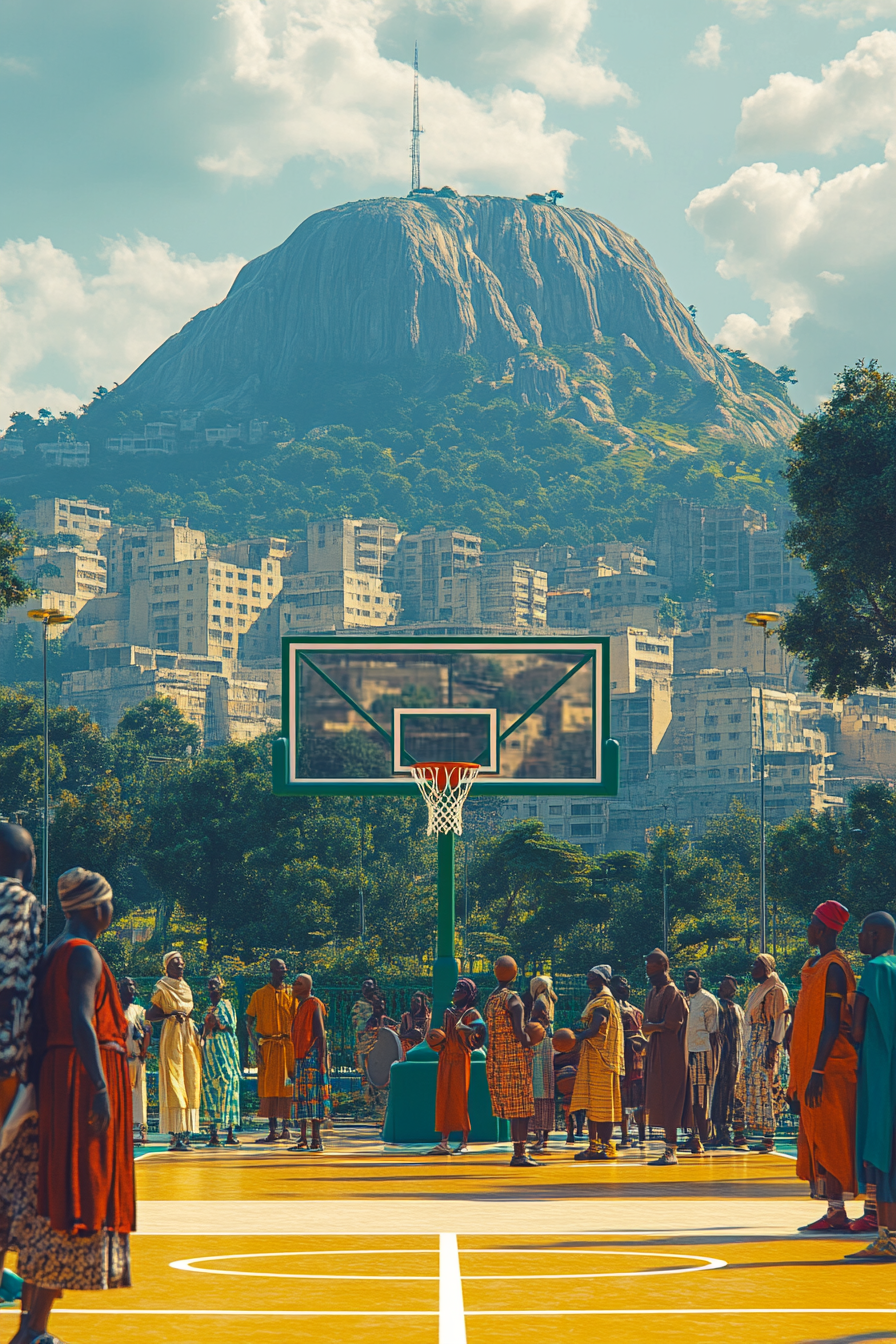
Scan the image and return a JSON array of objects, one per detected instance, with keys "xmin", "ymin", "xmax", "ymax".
[
  {"xmin": 27, "ymin": 607, "xmax": 74, "ymax": 940},
  {"xmin": 744, "ymin": 610, "xmax": 781, "ymax": 955}
]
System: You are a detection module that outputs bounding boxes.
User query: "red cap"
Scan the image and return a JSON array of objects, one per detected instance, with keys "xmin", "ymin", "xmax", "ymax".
[{"xmin": 813, "ymin": 900, "xmax": 850, "ymax": 932}]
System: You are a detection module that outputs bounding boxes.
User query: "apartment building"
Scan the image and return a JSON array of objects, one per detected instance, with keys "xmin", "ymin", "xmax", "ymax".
[
  {"xmin": 19, "ymin": 497, "xmax": 111, "ymax": 544},
  {"xmin": 547, "ymin": 589, "xmax": 591, "ymax": 630},
  {"xmin": 309, "ymin": 518, "xmax": 401, "ymax": 577},
  {"xmin": 100, "ymin": 518, "xmax": 206, "ymax": 591},
  {"xmin": 279, "ymin": 570, "xmax": 400, "ymax": 632},
  {"xmin": 389, "ymin": 527, "xmax": 481, "ymax": 622},
  {"xmin": 608, "ymin": 628, "xmax": 674, "ymax": 694},
  {"xmin": 17, "ymin": 547, "xmax": 107, "ymax": 603},
  {"xmin": 106, "ymin": 423, "xmax": 177, "ymax": 455},
  {"xmin": 653, "ymin": 499, "xmax": 814, "ymax": 609},
  {"xmin": 60, "ymin": 645, "xmax": 276, "ymax": 745},
  {"xmin": 478, "ymin": 559, "xmax": 547, "ymax": 629},
  {"xmin": 128, "ymin": 544, "xmax": 284, "ymax": 661},
  {"xmin": 38, "ymin": 440, "xmax": 90, "ymax": 469}
]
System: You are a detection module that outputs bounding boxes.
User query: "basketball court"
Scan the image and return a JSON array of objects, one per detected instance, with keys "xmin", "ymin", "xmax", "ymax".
[{"xmin": 26, "ymin": 1135, "xmax": 894, "ymax": 1344}]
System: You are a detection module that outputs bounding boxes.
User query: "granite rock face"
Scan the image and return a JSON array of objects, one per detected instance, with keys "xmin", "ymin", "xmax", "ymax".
[{"xmin": 113, "ymin": 195, "xmax": 797, "ymax": 446}]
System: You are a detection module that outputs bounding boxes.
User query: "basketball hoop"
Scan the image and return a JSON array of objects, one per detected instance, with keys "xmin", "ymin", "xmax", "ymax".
[{"xmin": 410, "ymin": 761, "xmax": 480, "ymax": 836}]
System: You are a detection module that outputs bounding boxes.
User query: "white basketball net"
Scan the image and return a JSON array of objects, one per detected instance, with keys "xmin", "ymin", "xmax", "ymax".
[{"xmin": 410, "ymin": 762, "xmax": 481, "ymax": 836}]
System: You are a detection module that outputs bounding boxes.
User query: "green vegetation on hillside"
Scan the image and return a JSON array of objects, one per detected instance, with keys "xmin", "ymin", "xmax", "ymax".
[{"xmin": 4, "ymin": 350, "xmax": 792, "ymax": 549}]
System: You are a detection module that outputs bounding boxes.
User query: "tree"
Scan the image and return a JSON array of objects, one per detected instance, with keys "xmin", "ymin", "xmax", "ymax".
[
  {"xmin": 779, "ymin": 361, "xmax": 896, "ymax": 696},
  {"xmin": 658, "ymin": 595, "xmax": 683, "ymax": 633},
  {"xmin": 13, "ymin": 626, "xmax": 35, "ymax": 673},
  {"xmin": 469, "ymin": 820, "xmax": 600, "ymax": 963},
  {"xmin": 0, "ymin": 498, "xmax": 36, "ymax": 617},
  {"xmin": 775, "ymin": 366, "xmax": 798, "ymax": 385},
  {"xmin": 114, "ymin": 696, "xmax": 201, "ymax": 759}
]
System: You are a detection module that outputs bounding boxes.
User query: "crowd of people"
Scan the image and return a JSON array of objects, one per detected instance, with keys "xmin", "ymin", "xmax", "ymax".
[
  {"xmin": 422, "ymin": 901, "xmax": 896, "ymax": 1262},
  {"xmin": 1, "ymin": 818, "xmax": 894, "ymax": 1341}
]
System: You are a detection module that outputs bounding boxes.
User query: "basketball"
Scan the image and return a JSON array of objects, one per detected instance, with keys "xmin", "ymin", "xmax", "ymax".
[
  {"xmin": 556, "ymin": 1068, "xmax": 577, "ymax": 1095},
  {"xmin": 552, "ymin": 1027, "xmax": 577, "ymax": 1053},
  {"xmin": 426, "ymin": 1028, "xmax": 446, "ymax": 1051},
  {"xmin": 525, "ymin": 1021, "xmax": 546, "ymax": 1045}
]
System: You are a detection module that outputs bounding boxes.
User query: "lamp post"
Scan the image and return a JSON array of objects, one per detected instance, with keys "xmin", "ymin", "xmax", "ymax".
[
  {"xmin": 744, "ymin": 611, "xmax": 781, "ymax": 955},
  {"xmin": 26, "ymin": 607, "xmax": 74, "ymax": 941}
]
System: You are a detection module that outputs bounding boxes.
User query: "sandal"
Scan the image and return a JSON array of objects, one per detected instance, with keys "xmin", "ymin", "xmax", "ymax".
[
  {"xmin": 289, "ymin": 1138, "xmax": 309, "ymax": 1151},
  {"xmin": 425, "ymin": 1144, "xmax": 452, "ymax": 1156},
  {"xmin": 309, "ymin": 1140, "xmax": 324, "ymax": 1152}
]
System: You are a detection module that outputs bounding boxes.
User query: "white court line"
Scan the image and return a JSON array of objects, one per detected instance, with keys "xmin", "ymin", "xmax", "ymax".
[
  {"xmin": 51, "ymin": 1308, "xmax": 896, "ymax": 1318},
  {"xmin": 168, "ymin": 1247, "xmax": 724, "ymax": 1282},
  {"xmin": 439, "ymin": 1233, "xmax": 467, "ymax": 1344}
]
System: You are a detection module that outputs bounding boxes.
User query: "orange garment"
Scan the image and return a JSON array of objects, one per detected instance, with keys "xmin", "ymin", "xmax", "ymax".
[
  {"xmin": 36, "ymin": 939, "xmax": 135, "ymax": 1235},
  {"xmin": 789, "ymin": 948, "xmax": 857, "ymax": 1199},
  {"xmin": 435, "ymin": 1007, "xmax": 480, "ymax": 1134},
  {"xmin": 0, "ymin": 1074, "xmax": 17, "ymax": 1126},
  {"xmin": 291, "ymin": 997, "xmax": 326, "ymax": 1062}
]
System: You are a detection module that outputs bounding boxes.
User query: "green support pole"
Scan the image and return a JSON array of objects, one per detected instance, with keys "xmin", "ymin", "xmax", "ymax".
[
  {"xmin": 431, "ymin": 831, "xmax": 459, "ymax": 1024},
  {"xmin": 381, "ymin": 825, "xmax": 501, "ymax": 1143}
]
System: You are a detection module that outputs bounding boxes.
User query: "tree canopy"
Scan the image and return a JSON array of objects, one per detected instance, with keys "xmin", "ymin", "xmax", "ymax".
[{"xmin": 780, "ymin": 361, "xmax": 896, "ymax": 697}]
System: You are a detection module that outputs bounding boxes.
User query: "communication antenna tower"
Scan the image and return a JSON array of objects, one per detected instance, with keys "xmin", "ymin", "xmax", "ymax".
[{"xmin": 410, "ymin": 43, "xmax": 422, "ymax": 193}]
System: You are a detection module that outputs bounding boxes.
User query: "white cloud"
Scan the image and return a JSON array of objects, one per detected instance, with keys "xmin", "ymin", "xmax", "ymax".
[
  {"xmin": 737, "ymin": 29, "xmax": 896, "ymax": 153},
  {"xmin": 199, "ymin": 0, "xmax": 631, "ymax": 191},
  {"xmin": 686, "ymin": 32, "xmax": 896, "ymax": 385},
  {"xmin": 720, "ymin": 0, "xmax": 896, "ymax": 22},
  {"xmin": 612, "ymin": 125, "xmax": 652, "ymax": 159},
  {"xmin": 688, "ymin": 25, "xmax": 727, "ymax": 67},
  {"xmin": 0, "ymin": 236, "xmax": 243, "ymax": 424},
  {"xmin": 467, "ymin": 0, "xmax": 633, "ymax": 106}
]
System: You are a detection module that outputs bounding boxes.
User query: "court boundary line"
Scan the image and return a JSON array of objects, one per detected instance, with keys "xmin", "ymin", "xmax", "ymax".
[
  {"xmin": 51, "ymin": 1308, "xmax": 896, "ymax": 1318},
  {"xmin": 440, "ymin": 1232, "xmax": 466, "ymax": 1344}
]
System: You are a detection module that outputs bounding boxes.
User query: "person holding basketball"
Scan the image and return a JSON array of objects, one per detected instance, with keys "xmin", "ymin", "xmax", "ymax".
[
  {"xmin": 485, "ymin": 956, "xmax": 539, "ymax": 1167},
  {"xmin": 427, "ymin": 978, "xmax": 484, "ymax": 1155}
]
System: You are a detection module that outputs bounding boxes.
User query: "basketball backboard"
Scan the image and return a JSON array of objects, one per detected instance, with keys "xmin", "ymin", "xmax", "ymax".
[{"xmin": 272, "ymin": 635, "xmax": 618, "ymax": 797}]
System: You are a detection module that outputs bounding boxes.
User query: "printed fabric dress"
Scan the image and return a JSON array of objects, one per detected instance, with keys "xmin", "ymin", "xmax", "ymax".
[
  {"xmin": 485, "ymin": 988, "xmax": 534, "ymax": 1120},
  {"xmin": 570, "ymin": 990, "xmax": 624, "ymax": 1123},
  {"xmin": 16, "ymin": 938, "xmax": 135, "ymax": 1291},
  {"xmin": 740, "ymin": 980, "xmax": 789, "ymax": 1133},
  {"xmin": 201, "ymin": 998, "xmax": 242, "ymax": 1130},
  {"xmin": 291, "ymin": 997, "xmax": 331, "ymax": 1121}
]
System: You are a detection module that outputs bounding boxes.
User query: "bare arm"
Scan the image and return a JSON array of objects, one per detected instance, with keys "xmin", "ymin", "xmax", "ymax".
[
  {"xmin": 67, "ymin": 943, "xmax": 110, "ymax": 1134},
  {"xmin": 851, "ymin": 992, "xmax": 868, "ymax": 1046},
  {"xmin": 145, "ymin": 1003, "xmax": 165, "ymax": 1023},
  {"xmin": 507, "ymin": 993, "xmax": 529, "ymax": 1047},
  {"xmin": 804, "ymin": 961, "xmax": 848, "ymax": 1109},
  {"xmin": 312, "ymin": 1004, "xmax": 326, "ymax": 1057},
  {"xmin": 575, "ymin": 1006, "xmax": 609, "ymax": 1042}
]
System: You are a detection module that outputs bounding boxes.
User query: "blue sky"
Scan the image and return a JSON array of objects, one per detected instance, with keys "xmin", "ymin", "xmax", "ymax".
[{"xmin": 1, "ymin": 0, "xmax": 893, "ymax": 421}]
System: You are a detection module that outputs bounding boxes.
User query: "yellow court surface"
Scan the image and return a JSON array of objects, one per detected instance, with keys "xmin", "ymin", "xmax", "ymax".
[{"xmin": 22, "ymin": 1135, "xmax": 896, "ymax": 1344}]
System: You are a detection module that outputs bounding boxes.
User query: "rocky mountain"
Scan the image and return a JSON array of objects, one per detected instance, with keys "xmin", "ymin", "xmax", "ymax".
[{"xmin": 114, "ymin": 195, "xmax": 797, "ymax": 451}]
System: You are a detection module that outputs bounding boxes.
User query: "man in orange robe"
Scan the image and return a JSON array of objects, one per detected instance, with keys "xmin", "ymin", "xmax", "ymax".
[
  {"xmin": 788, "ymin": 900, "xmax": 858, "ymax": 1232},
  {"xmin": 428, "ymin": 978, "xmax": 484, "ymax": 1155},
  {"xmin": 246, "ymin": 958, "xmax": 296, "ymax": 1142}
]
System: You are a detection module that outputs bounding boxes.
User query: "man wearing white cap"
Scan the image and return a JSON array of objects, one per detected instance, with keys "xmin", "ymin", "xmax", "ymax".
[
  {"xmin": 146, "ymin": 950, "xmax": 202, "ymax": 1150},
  {"xmin": 570, "ymin": 965, "xmax": 624, "ymax": 1161}
]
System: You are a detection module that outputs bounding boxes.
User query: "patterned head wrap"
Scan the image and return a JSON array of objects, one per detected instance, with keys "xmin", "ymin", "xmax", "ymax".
[
  {"xmin": 57, "ymin": 867, "xmax": 112, "ymax": 913},
  {"xmin": 0, "ymin": 878, "xmax": 43, "ymax": 1075},
  {"xmin": 589, "ymin": 964, "xmax": 612, "ymax": 982},
  {"xmin": 455, "ymin": 978, "xmax": 478, "ymax": 1005},
  {"xmin": 162, "ymin": 950, "xmax": 183, "ymax": 973},
  {"xmin": 530, "ymin": 974, "xmax": 556, "ymax": 1021},
  {"xmin": 755, "ymin": 952, "xmax": 776, "ymax": 974}
]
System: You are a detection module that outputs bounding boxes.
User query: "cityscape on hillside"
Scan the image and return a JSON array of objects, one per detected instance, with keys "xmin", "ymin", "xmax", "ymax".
[{"xmin": 4, "ymin": 491, "xmax": 893, "ymax": 854}]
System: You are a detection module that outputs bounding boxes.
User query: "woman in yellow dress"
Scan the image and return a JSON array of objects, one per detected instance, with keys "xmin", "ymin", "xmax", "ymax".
[
  {"xmin": 146, "ymin": 950, "xmax": 202, "ymax": 1151},
  {"xmin": 570, "ymin": 964, "xmax": 624, "ymax": 1161}
]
